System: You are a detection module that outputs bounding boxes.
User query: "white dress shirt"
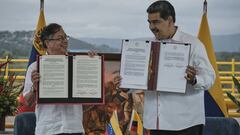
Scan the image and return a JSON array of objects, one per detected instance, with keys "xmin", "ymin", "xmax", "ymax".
[
  {"xmin": 143, "ymin": 28, "xmax": 216, "ymax": 130},
  {"xmin": 23, "ymin": 62, "xmax": 84, "ymax": 135}
]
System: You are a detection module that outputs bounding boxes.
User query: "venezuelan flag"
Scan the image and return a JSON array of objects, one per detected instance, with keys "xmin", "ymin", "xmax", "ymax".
[
  {"xmin": 104, "ymin": 111, "xmax": 123, "ymax": 135},
  {"xmin": 198, "ymin": 0, "xmax": 228, "ymax": 117},
  {"xmin": 105, "ymin": 124, "xmax": 116, "ymax": 135},
  {"xmin": 17, "ymin": 0, "xmax": 47, "ymax": 113},
  {"xmin": 28, "ymin": 0, "xmax": 46, "ymax": 65}
]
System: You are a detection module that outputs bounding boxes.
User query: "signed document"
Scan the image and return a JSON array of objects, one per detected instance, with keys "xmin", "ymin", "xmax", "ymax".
[
  {"xmin": 38, "ymin": 55, "xmax": 104, "ymax": 104},
  {"xmin": 157, "ymin": 43, "xmax": 190, "ymax": 93},
  {"xmin": 39, "ymin": 55, "xmax": 68, "ymax": 98},
  {"xmin": 120, "ymin": 40, "xmax": 191, "ymax": 92},
  {"xmin": 120, "ymin": 40, "xmax": 151, "ymax": 89},
  {"xmin": 72, "ymin": 56, "xmax": 102, "ymax": 98}
]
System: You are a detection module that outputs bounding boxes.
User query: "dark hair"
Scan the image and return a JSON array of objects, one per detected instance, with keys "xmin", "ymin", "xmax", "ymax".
[
  {"xmin": 147, "ymin": 0, "xmax": 176, "ymax": 23},
  {"xmin": 40, "ymin": 23, "xmax": 62, "ymax": 48}
]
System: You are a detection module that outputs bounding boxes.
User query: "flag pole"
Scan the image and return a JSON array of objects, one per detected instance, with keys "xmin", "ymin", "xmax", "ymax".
[
  {"xmin": 40, "ymin": 0, "xmax": 44, "ymax": 10},
  {"xmin": 203, "ymin": 0, "xmax": 207, "ymax": 14}
]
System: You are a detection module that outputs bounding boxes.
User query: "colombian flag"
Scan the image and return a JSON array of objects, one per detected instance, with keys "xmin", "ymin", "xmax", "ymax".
[
  {"xmin": 28, "ymin": 0, "xmax": 46, "ymax": 65},
  {"xmin": 129, "ymin": 109, "xmax": 143, "ymax": 135},
  {"xmin": 104, "ymin": 111, "xmax": 123, "ymax": 135},
  {"xmin": 198, "ymin": 0, "xmax": 228, "ymax": 117}
]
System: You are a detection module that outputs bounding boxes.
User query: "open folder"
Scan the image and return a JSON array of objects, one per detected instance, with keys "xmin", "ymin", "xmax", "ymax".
[
  {"xmin": 120, "ymin": 40, "xmax": 191, "ymax": 93},
  {"xmin": 37, "ymin": 55, "xmax": 104, "ymax": 104}
]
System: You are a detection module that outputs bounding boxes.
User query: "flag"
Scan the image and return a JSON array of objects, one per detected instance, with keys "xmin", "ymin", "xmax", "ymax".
[
  {"xmin": 104, "ymin": 124, "xmax": 116, "ymax": 135},
  {"xmin": 129, "ymin": 109, "xmax": 143, "ymax": 135},
  {"xmin": 28, "ymin": 0, "xmax": 46, "ymax": 65},
  {"xmin": 104, "ymin": 111, "xmax": 123, "ymax": 135},
  {"xmin": 19, "ymin": 0, "xmax": 46, "ymax": 113},
  {"xmin": 198, "ymin": 0, "xmax": 228, "ymax": 117}
]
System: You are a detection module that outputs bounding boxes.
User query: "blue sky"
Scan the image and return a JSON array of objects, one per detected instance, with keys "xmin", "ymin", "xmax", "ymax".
[{"xmin": 0, "ymin": 0, "xmax": 240, "ymax": 38}]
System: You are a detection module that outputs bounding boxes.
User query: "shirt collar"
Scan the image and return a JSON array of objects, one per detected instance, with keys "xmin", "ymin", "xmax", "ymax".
[{"xmin": 172, "ymin": 26, "xmax": 180, "ymax": 41}]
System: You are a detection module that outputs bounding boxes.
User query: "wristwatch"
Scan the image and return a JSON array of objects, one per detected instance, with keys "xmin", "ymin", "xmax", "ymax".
[
  {"xmin": 30, "ymin": 86, "xmax": 35, "ymax": 93},
  {"xmin": 192, "ymin": 76, "xmax": 197, "ymax": 85}
]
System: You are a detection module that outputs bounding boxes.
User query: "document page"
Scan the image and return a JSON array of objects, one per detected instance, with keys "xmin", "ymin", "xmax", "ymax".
[
  {"xmin": 72, "ymin": 56, "xmax": 102, "ymax": 98},
  {"xmin": 157, "ymin": 43, "xmax": 190, "ymax": 93},
  {"xmin": 39, "ymin": 55, "xmax": 68, "ymax": 98},
  {"xmin": 120, "ymin": 40, "xmax": 151, "ymax": 89}
]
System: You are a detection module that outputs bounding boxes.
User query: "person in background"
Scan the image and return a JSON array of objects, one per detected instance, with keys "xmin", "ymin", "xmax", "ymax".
[
  {"xmin": 16, "ymin": 93, "xmax": 35, "ymax": 113},
  {"xmin": 143, "ymin": 1, "xmax": 216, "ymax": 135},
  {"xmin": 23, "ymin": 23, "xmax": 96, "ymax": 135},
  {"xmin": 14, "ymin": 91, "xmax": 36, "ymax": 135}
]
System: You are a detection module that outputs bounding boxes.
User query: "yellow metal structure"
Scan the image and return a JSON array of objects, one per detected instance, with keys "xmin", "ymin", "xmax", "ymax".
[
  {"xmin": 218, "ymin": 59, "xmax": 240, "ymax": 117},
  {"xmin": 0, "ymin": 56, "xmax": 28, "ymax": 80}
]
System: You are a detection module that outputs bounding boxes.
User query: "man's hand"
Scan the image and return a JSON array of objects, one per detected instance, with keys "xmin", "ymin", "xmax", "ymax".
[
  {"xmin": 24, "ymin": 69, "xmax": 40, "ymax": 107},
  {"xmin": 31, "ymin": 70, "xmax": 40, "ymax": 90},
  {"xmin": 185, "ymin": 66, "xmax": 197, "ymax": 85}
]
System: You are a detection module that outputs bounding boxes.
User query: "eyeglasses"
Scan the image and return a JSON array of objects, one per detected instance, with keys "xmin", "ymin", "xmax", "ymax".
[{"xmin": 48, "ymin": 35, "xmax": 70, "ymax": 42}]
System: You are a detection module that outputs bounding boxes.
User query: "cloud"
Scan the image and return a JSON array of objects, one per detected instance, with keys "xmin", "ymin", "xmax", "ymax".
[{"xmin": 0, "ymin": 0, "xmax": 239, "ymax": 38}]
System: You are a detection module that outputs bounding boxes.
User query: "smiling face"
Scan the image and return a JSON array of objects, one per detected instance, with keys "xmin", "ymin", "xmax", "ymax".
[
  {"xmin": 148, "ymin": 12, "xmax": 174, "ymax": 40},
  {"xmin": 44, "ymin": 28, "xmax": 68, "ymax": 55}
]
